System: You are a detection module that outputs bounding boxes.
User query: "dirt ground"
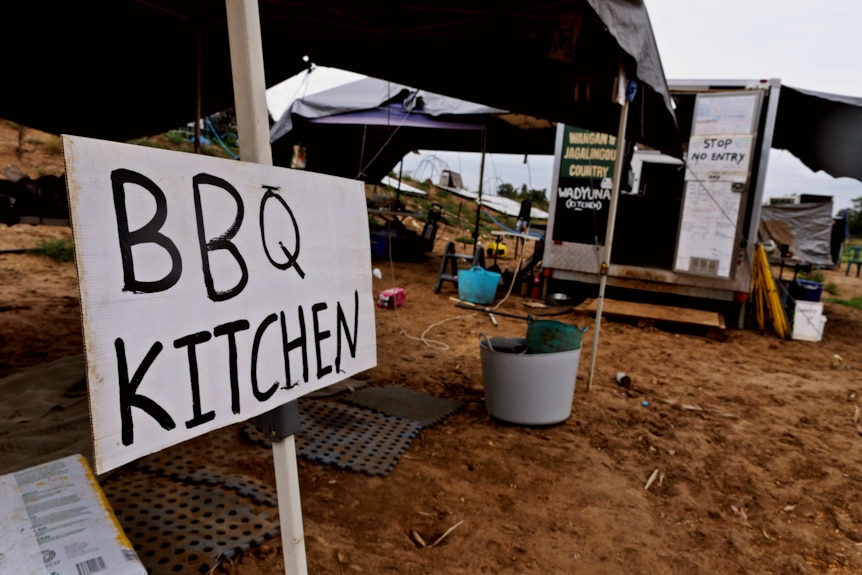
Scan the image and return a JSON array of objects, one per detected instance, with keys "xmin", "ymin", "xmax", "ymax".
[{"xmin": 4, "ymin": 120, "xmax": 862, "ymax": 574}]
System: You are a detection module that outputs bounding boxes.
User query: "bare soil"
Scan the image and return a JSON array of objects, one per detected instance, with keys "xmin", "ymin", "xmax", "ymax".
[{"xmin": 3, "ymin": 119, "xmax": 862, "ymax": 575}]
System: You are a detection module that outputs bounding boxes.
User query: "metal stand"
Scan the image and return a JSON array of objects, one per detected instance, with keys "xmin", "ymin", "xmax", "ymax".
[{"xmin": 434, "ymin": 241, "xmax": 485, "ymax": 294}]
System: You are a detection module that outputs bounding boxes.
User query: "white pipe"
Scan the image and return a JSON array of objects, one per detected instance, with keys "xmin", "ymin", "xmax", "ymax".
[
  {"xmin": 587, "ymin": 98, "xmax": 630, "ymax": 390},
  {"xmin": 271, "ymin": 434, "xmax": 308, "ymax": 574},
  {"xmin": 225, "ymin": 1, "xmax": 307, "ymax": 574},
  {"xmin": 226, "ymin": 0, "xmax": 273, "ymax": 166}
]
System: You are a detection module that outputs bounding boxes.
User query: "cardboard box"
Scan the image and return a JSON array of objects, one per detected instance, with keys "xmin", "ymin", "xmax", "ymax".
[
  {"xmin": 377, "ymin": 287, "xmax": 406, "ymax": 309},
  {"xmin": 0, "ymin": 454, "xmax": 146, "ymax": 574}
]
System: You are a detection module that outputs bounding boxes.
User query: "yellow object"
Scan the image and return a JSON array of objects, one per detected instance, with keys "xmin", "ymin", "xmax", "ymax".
[
  {"xmin": 486, "ymin": 241, "xmax": 507, "ymax": 258},
  {"xmin": 751, "ymin": 244, "xmax": 789, "ymax": 339}
]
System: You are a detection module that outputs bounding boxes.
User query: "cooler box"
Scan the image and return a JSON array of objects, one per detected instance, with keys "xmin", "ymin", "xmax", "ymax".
[{"xmin": 791, "ymin": 301, "xmax": 827, "ymax": 342}]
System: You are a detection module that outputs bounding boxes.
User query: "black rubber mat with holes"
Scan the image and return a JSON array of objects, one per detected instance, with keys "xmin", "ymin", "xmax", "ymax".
[
  {"xmin": 102, "ymin": 472, "xmax": 280, "ymax": 575},
  {"xmin": 341, "ymin": 384, "xmax": 464, "ymax": 428},
  {"xmin": 305, "ymin": 377, "xmax": 368, "ymax": 398},
  {"xmin": 138, "ymin": 453, "xmax": 278, "ymax": 508},
  {"xmin": 243, "ymin": 399, "xmax": 422, "ymax": 477}
]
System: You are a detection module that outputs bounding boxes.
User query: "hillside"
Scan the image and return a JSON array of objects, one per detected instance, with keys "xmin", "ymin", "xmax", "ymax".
[{"xmin": 0, "ymin": 117, "xmax": 538, "ymax": 248}]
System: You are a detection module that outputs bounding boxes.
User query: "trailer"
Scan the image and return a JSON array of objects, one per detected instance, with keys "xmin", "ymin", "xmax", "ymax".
[{"xmin": 543, "ymin": 79, "xmax": 784, "ymax": 327}]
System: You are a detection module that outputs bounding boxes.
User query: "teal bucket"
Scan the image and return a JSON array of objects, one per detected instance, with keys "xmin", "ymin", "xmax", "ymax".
[
  {"xmin": 524, "ymin": 319, "xmax": 587, "ymax": 354},
  {"xmin": 458, "ymin": 266, "xmax": 501, "ymax": 305}
]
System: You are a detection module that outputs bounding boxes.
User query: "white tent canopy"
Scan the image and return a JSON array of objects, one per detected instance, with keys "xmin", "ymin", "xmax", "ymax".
[{"xmin": 435, "ymin": 181, "xmax": 549, "ymax": 220}]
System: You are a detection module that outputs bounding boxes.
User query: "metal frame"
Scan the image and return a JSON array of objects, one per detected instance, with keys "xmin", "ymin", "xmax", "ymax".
[{"xmin": 544, "ymin": 79, "xmax": 783, "ymax": 313}]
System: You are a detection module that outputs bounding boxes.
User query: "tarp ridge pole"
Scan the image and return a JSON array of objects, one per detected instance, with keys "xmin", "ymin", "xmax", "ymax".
[
  {"xmin": 586, "ymin": 97, "xmax": 630, "ymax": 391},
  {"xmin": 195, "ymin": 20, "xmax": 202, "ymax": 154},
  {"xmin": 473, "ymin": 130, "xmax": 487, "ymax": 256},
  {"xmin": 224, "ymin": 1, "xmax": 305, "ymax": 574}
]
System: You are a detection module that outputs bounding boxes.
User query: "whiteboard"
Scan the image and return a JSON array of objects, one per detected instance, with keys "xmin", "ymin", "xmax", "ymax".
[
  {"xmin": 674, "ymin": 91, "xmax": 762, "ymax": 278},
  {"xmin": 692, "ymin": 93, "xmax": 759, "ymax": 136},
  {"xmin": 674, "ymin": 181, "xmax": 741, "ymax": 278}
]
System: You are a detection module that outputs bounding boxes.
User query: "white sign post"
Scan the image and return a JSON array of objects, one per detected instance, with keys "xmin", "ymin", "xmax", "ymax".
[
  {"xmin": 223, "ymin": 1, "xmax": 312, "ymax": 571},
  {"xmin": 64, "ymin": 136, "xmax": 377, "ymax": 473}
]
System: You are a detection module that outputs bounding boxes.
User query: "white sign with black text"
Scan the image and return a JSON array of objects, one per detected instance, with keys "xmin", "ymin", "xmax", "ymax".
[
  {"xmin": 685, "ymin": 135, "xmax": 754, "ymax": 183},
  {"xmin": 64, "ymin": 136, "xmax": 377, "ymax": 474}
]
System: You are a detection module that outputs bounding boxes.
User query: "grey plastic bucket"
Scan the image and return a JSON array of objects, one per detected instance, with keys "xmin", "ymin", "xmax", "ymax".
[{"xmin": 479, "ymin": 336, "xmax": 580, "ymax": 425}]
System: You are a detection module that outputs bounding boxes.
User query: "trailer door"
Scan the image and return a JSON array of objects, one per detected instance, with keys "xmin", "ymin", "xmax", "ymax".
[{"xmin": 673, "ymin": 90, "xmax": 763, "ymax": 279}]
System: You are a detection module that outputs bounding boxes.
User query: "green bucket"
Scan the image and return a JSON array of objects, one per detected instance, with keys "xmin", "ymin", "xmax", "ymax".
[{"xmin": 524, "ymin": 319, "xmax": 587, "ymax": 354}]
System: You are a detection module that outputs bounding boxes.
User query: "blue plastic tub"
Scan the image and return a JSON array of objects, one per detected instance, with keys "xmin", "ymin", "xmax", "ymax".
[
  {"xmin": 790, "ymin": 279, "xmax": 823, "ymax": 302},
  {"xmin": 370, "ymin": 230, "xmax": 392, "ymax": 260},
  {"xmin": 458, "ymin": 266, "xmax": 501, "ymax": 305}
]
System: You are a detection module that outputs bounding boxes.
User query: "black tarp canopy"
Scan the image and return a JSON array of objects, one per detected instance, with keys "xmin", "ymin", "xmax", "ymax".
[
  {"xmin": 5, "ymin": 4, "xmax": 862, "ymax": 189},
  {"xmin": 270, "ymin": 74, "xmax": 862, "ymax": 193},
  {"xmin": 1, "ymin": 0, "xmax": 681, "ymax": 157},
  {"xmin": 773, "ymin": 86, "xmax": 862, "ymax": 181}
]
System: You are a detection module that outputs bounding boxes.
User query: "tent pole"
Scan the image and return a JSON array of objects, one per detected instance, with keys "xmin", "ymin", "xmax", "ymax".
[
  {"xmin": 395, "ymin": 159, "xmax": 404, "ymax": 208},
  {"xmin": 358, "ymin": 124, "xmax": 368, "ymax": 179},
  {"xmin": 587, "ymin": 98, "xmax": 630, "ymax": 391},
  {"xmin": 472, "ymin": 130, "xmax": 487, "ymax": 256},
  {"xmin": 194, "ymin": 20, "xmax": 202, "ymax": 154},
  {"xmin": 225, "ymin": 3, "xmax": 306, "ymax": 575}
]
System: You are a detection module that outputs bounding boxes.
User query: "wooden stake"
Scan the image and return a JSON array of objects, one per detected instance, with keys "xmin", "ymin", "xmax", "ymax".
[
  {"xmin": 644, "ymin": 468, "xmax": 659, "ymax": 491},
  {"xmin": 429, "ymin": 520, "xmax": 464, "ymax": 548}
]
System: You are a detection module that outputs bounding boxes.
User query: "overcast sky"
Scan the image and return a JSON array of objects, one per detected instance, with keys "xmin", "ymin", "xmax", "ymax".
[{"xmin": 267, "ymin": 0, "xmax": 862, "ymax": 214}]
